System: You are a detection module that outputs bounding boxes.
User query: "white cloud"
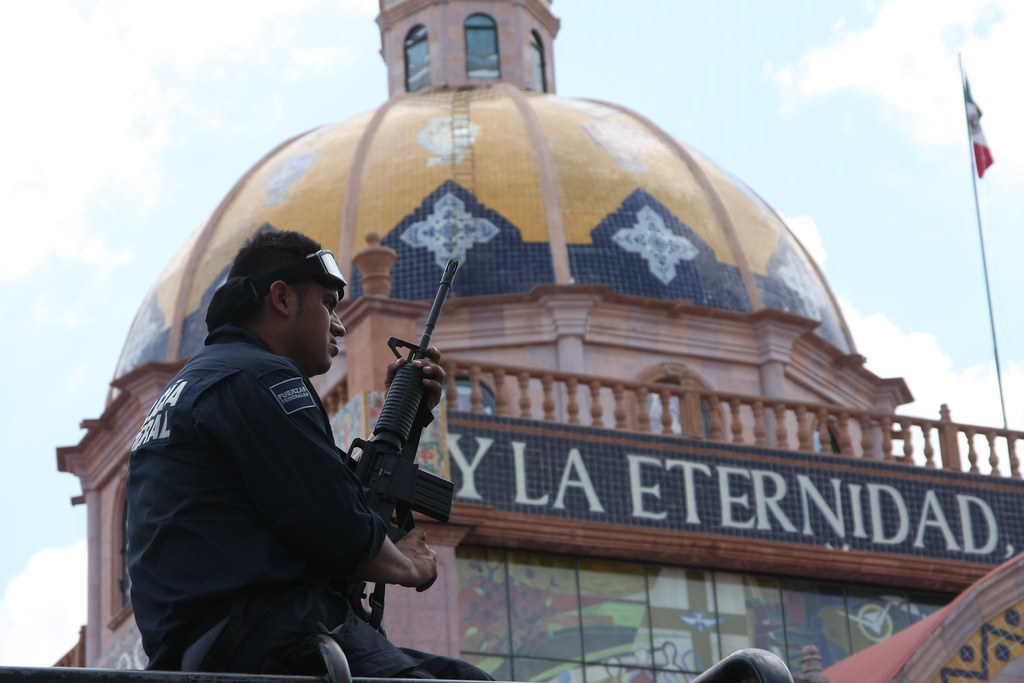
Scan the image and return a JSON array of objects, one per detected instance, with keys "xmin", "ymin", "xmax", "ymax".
[
  {"xmin": 0, "ymin": 539, "xmax": 87, "ymax": 667},
  {"xmin": 780, "ymin": 212, "xmax": 827, "ymax": 267},
  {"xmin": 0, "ymin": 0, "xmax": 358, "ymax": 283},
  {"xmin": 773, "ymin": 0, "xmax": 1024, "ymax": 164},
  {"xmin": 842, "ymin": 299, "xmax": 1024, "ymax": 472}
]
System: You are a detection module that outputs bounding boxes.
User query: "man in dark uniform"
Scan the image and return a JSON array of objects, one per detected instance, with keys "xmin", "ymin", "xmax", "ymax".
[{"xmin": 126, "ymin": 230, "xmax": 490, "ymax": 679}]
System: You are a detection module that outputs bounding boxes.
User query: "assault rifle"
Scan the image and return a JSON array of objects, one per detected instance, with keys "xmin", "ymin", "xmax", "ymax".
[{"xmin": 347, "ymin": 259, "xmax": 459, "ymax": 630}]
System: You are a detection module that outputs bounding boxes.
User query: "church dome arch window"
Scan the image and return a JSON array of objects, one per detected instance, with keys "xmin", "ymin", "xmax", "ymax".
[
  {"xmin": 465, "ymin": 14, "xmax": 500, "ymax": 80},
  {"xmin": 404, "ymin": 24, "xmax": 431, "ymax": 93},
  {"xmin": 530, "ymin": 30, "xmax": 547, "ymax": 92}
]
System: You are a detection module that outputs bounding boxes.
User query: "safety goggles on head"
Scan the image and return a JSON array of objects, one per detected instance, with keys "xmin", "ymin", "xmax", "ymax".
[{"xmin": 251, "ymin": 249, "xmax": 348, "ymax": 299}]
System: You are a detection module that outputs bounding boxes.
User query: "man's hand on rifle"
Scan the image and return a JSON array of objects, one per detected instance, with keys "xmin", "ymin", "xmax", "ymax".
[
  {"xmin": 384, "ymin": 346, "xmax": 447, "ymax": 411},
  {"xmin": 395, "ymin": 528, "xmax": 438, "ymax": 592},
  {"xmin": 358, "ymin": 527, "xmax": 438, "ymax": 592}
]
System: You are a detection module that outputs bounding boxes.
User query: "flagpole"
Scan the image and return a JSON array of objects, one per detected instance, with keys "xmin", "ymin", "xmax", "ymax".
[{"xmin": 959, "ymin": 54, "xmax": 1008, "ymax": 429}]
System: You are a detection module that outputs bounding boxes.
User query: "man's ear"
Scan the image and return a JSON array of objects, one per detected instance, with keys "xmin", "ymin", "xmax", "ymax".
[{"xmin": 265, "ymin": 280, "xmax": 293, "ymax": 317}]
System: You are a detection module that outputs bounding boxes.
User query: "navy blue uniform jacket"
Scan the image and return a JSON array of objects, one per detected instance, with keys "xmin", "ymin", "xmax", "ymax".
[{"xmin": 126, "ymin": 325, "xmax": 388, "ymax": 669}]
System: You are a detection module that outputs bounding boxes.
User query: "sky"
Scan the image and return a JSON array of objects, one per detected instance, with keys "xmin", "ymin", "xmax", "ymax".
[{"xmin": 0, "ymin": 0, "xmax": 1021, "ymax": 667}]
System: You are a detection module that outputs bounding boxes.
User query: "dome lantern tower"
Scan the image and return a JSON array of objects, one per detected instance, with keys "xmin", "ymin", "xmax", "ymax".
[{"xmin": 376, "ymin": 0, "xmax": 560, "ymax": 96}]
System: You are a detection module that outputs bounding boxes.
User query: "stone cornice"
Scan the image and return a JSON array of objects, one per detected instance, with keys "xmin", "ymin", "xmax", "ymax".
[{"xmin": 60, "ymin": 361, "xmax": 186, "ymax": 492}]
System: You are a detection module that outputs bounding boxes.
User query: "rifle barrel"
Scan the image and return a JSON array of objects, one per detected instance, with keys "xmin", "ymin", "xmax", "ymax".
[{"xmin": 417, "ymin": 260, "xmax": 459, "ymax": 351}]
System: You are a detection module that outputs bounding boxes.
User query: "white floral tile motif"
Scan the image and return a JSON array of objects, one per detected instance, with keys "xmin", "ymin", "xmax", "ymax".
[
  {"xmin": 418, "ymin": 116, "xmax": 479, "ymax": 167},
  {"xmin": 264, "ymin": 151, "xmax": 317, "ymax": 205},
  {"xmin": 401, "ymin": 191, "xmax": 499, "ymax": 268},
  {"xmin": 612, "ymin": 204, "xmax": 698, "ymax": 284}
]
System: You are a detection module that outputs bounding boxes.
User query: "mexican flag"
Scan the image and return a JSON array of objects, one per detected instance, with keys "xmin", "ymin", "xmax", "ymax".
[{"xmin": 964, "ymin": 78, "xmax": 994, "ymax": 178}]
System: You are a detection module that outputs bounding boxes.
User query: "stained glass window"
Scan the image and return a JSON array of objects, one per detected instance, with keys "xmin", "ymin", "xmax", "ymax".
[
  {"xmin": 646, "ymin": 567, "xmax": 718, "ymax": 673},
  {"xmin": 780, "ymin": 580, "xmax": 851, "ymax": 669},
  {"xmin": 456, "ymin": 548, "xmax": 950, "ymax": 679},
  {"xmin": 714, "ymin": 573, "xmax": 785, "ymax": 660},
  {"xmin": 579, "ymin": 559, "xmax": 649, "ymax": 668},
  {"xmin": 458, "ymin": 547, "xmax": 511, "ymax": 656},
  {"xmin": 508, "ymin": 552, "xmax": 582, "ymax": 661}
]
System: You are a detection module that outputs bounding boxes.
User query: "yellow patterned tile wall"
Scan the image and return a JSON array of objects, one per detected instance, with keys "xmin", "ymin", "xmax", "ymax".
[
  {"xmin": 688, "ymin": 145, "xmax": 792, "ymax": 277},
  {"xmin": 930, "ymin": 600, "xmax": 1024, "ymax": 683},
  {"xmin": 529, "ymin": 96, "xmax": 734, "ymax": 264},
  {"xmin": 186, "ymin": 113, "xmax": 372, "ymax": 314}
]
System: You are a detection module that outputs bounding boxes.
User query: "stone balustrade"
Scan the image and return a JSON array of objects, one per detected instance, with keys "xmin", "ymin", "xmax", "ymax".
[{"xmin": 442, "ymin": 358, "xmax": 1024, "ymax": 479}]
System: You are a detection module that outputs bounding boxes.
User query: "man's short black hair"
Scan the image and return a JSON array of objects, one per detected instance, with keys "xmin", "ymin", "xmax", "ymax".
[
  {"xmin": 205, "ymin": 229, "xmax": 325, "ymax": 334},
  {"xmin": 228, "ymin": 229, "xmax": 323, "ymax": 280}
]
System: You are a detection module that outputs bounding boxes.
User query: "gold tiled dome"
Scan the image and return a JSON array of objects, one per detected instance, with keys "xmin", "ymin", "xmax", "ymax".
[{"xmin": 113, "ymin": 84, "xmax": 852, "ymax": 380}]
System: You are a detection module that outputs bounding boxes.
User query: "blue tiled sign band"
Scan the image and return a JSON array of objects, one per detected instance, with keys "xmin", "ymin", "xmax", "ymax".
[{"xmin": 448, "ymin": 413, "xmax": 1024, "ymax": 565}]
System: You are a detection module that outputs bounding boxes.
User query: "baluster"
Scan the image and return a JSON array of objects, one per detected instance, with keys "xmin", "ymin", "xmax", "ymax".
[
  {"xmin": 965, "ymin": 428, "xmax": 979, "ymax": 473},
  {"xmin": 774, "ymin": 403, "xmax": 788, "ymax": 448},
  {"xmin": 900, "ymin": 418, "xmax": 913, "ymax": 462},
  {"xmin": 838, "ymin": 411, "xmax": 852, "ymax": 455},
  {"xmin": 938, "ymin": 403, "xmax": 960, "ymax": 471},
  {"xmin": 445, "ymin": 360, "xmax": 459, "ymax": 408},
  {"xmin": 921, "ymin": 423, "xmax": 936, "ymax": 469},
  {"xmin": 986, "ymin": 430, "xmax": 1000, "ymax": 476},
  {"xmin": 612, "ymin": 384, "xmax": 627, "ymax": 430},
  {"xmin": 493, "ymin": 368, "xmax": 509, "ymax": 416},
  {"xmin": 708, "ymin": 394, "xmax": 724, "ymax": 441},
  {"xmin": 518, "ymin": 371, "xmax": 532, "ymax": 419},
  {"xmin": 730, "ymin": 398, "xmax": 744, "ymax": 444},
  {"xmin": 683, "ymin": 391, "xmax": 701, "ymax": 439},
  {"xmin": 590, "ymin": 380, "xmax": 603, "ymax": 427},
  {"xmin": 859, "ymin": 414, "xmax": 873, "ymax": 459},
  {"xmin": 637, "ymin": 386, "xmax": 651, "ymax": 433},
  {"xmin": 1010, "ymin": 436, "xmax": 1022, "ymax": 480},
  {"xmin": 753, "ymin": 401, "xmax": 767, "ymax": 447},
  {"xmin": 567, "ymin": 377, "xmax": 580, "ymax": 425},
  {"xmin": 816, "ymin": 408, "xmax": 830, "ymax": 453},
  {"xmin": 469, "ymin": 365, "xmax": 483, "ymax": 413},
  {"xmin": 659, "ymin": 388, "xmax": 673, "ymax": 435},
  {"xmin": 541, "ymin": 374, "xmax": 555, "ymax": 421},
  {"xmin": 796, "ymin": 406, "xmax": 812, "ymax": 452},
  {"xmin": 880, "ymin": 416, "xmax": 893, "ymax": 462}
]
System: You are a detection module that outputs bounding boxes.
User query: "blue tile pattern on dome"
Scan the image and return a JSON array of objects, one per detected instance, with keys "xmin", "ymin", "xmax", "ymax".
[
  {"xmin": 116, "ymin": 292, "xmax": 169, "ymax": 376},
  {"xmin": 757, "ymin": 237, "xmax": 851, "ymax": 353},
  {"xmin": 568, "ymin": 188, "xmax": 752, "ymax": 312},
  {"xmin": 179, "ymin": 263, "xmax": 231, "ymax": 359},
  {"xmin": 400, "ymin": 191, "xmax": 500, "ymax": 269},
  {"xmin": 353, "ymin": 180, "xmax": 556, "ymax": 300}
]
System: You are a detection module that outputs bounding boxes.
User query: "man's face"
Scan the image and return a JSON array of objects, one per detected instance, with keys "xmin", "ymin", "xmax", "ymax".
[{"xmin": 290, "ymin": 281, "xmax": 345, "ymax": 376}]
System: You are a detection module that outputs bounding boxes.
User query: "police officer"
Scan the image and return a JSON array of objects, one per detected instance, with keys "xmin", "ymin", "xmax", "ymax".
[{"xmin": 126, "ymin": 229, "xmax": 490, "ymax": 679}]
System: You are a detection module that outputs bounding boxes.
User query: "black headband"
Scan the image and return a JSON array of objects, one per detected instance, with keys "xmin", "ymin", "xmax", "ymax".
[{"xmin": 205, "ymin": 250, "xmax": 347, "ymax": 333}]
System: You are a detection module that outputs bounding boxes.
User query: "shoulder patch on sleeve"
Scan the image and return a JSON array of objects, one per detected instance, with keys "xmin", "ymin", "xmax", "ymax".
[{"xmin": 270, "ymin": 377, "xmax": 316, "ymax": 415}]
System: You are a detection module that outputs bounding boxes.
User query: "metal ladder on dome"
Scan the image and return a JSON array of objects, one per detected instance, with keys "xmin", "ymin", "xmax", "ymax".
[{"xmin": 450, "ymin": 86, "xmax": 476, "ymax": 195}]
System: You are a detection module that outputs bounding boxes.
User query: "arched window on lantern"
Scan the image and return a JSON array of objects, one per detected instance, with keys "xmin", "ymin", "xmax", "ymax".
[
  {"xmin": 530, "ymin": 30, "xmax": 547, "ymax": 92},
  {"xmin": 465, "ymin": 14, "xmax": 500, "ymax": 79},
  {"xmin": 405, "ymin": 24, "xmax": 431, "ymax": 92}
]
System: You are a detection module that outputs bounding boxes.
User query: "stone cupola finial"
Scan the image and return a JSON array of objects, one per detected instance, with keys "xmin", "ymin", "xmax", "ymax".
[{"xmin": 352, "ymin": 231, "xmax": 398, "ymax": 297}]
